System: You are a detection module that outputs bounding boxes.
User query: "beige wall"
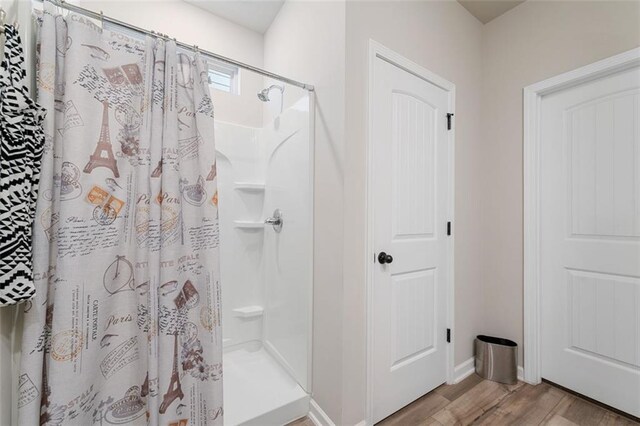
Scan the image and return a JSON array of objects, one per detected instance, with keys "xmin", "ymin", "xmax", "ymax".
[
  {"xmin": 0, "ymin": 308, "xmax": 16, "ymax": 426},
  {"xmin": 343, "ymin": 1, "xmax": 484, "ymax": 424},
  {"xmin": 0, "ymin": 0, "xmax": 34, "ymax": 61},
  {"xmin": 3, "ymin": 1, "xmax": 639, "ymax": 425},
  {"xmin": 263, "ymin": 1, "xmax": 346, "ymax": 423},
  {"xmin": 480, "ymin": 0, "xmax": 640, "ymax": 366},
  {"xmin": 0, "ymin": 0, "xmax": 17, "ymax": 23},
  {"xmin": 341, "ymin": 1, "xmax": 640, "ymax": 423}
]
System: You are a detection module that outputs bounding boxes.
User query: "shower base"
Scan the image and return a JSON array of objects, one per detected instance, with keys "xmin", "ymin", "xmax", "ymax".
[{"xmin": 223, "ymin": 342, "xmax": 309, "ymax": 426}]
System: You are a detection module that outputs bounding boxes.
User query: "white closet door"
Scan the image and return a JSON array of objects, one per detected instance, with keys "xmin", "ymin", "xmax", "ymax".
[
  {"xmin": 540, "ymin": 63, "xmax": 640, "ymax": 417},
  {"xmin": 371, "ymin": 56, "xmax": 452, "ymax": 423}
]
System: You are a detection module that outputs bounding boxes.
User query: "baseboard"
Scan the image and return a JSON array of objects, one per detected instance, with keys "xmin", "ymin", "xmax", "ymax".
[
  {"xmin": 454, "ymin": 357, "xmax": 525, "ymax": 384},
  {"xmin": 309, "ymin": 399, "xmax": 336, "ymax": 426},
  {"xmin": 453, "ymin": 357, "xmax": 476, "ymax": 383}
]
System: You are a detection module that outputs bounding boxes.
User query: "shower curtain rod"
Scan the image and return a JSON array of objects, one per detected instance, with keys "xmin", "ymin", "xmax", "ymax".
[{"xmin": 37, "ymin": 0, "xmax": 315, "ymax": 91}]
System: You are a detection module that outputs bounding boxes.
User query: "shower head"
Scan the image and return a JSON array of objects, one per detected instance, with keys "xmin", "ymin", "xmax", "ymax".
[{"xmin": 257, "ymin": 84, "xmax": 285, "ymax": 102}]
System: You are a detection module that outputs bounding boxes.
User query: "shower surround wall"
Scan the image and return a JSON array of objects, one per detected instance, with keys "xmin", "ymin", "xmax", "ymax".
[
  {"xmin": 215, "ymin": 123, "xmax": 265, "ymax": 348},
  {"xmin": 261, "ymin": 104, "xmax": 313, "ymax": 391},
  {"xmin": 264, "ymin": 3, "xmax": 347, "ymax": 422},
  {"xmin": 215, "ymin": 97, "xmax": 312, "ymax": 425},
  {"xmin": 216, "ymin": 99, "xmax": 311, "ymax": 372}
]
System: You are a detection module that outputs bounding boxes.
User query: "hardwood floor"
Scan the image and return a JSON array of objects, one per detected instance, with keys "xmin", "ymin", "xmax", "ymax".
[
  {"xmin": 378, "ymin": 375, "xmax": 639, "ymax": 426},
  {"xmin": 287, "ymin": 416, "xmax": 314, "ymax": 426},
  {"xmin": 288, "ymin": 374, "xmax": 639, "ymax": 426}
]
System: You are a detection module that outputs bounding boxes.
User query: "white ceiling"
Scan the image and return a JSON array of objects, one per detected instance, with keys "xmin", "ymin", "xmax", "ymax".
[
  {"xmin": 185, "ymin": 0, "xmax": 525, "ymax": 34},
  {"xmin": 184, "ymin": 0, "xmax": 285, "ymax": 34},
  {"xmin": 457, "ymin": 0, "xmax": 526, "ymax": 24}
]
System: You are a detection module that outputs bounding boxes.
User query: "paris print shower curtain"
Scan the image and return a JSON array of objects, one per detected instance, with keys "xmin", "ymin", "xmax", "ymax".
[{"xmin": 18, "ymin": 5, "xmax": 223, "ymax": 425}]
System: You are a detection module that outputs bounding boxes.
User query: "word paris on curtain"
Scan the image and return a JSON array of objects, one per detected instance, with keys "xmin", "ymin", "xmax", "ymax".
[{"xmin": 19, "ymin": 5, "xmax": 223, "ymax": 425}]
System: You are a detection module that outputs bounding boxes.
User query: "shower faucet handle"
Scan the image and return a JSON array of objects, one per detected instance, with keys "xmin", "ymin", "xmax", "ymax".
[{"xmin": 265, "ymin": 209, "xmax": 283, "ymax": 233}]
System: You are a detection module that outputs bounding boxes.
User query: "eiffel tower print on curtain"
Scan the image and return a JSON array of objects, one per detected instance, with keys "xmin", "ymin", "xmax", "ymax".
[
  {"xmin": 20, "ymin": 6, "xmax": 223, "ymax": 425},
  {"xmin": 84, "ymin": 100, "xmax": 120, "ymax": 178}
]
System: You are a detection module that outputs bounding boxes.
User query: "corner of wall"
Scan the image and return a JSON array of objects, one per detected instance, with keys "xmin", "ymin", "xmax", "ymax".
[{"xmin": 264, "ymin": 1, "xmax": 347, "ymax": 424}]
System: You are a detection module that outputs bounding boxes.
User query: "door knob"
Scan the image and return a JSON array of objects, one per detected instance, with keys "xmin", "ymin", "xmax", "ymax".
[{"xmin": 378, "ymin": 252, "xmax": 393, "ymax": 264}]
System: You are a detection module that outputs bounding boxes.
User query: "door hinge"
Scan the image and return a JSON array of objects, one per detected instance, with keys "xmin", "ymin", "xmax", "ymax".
[
  {"xmin": 446, "ymin": 328, "xmax": 451, "ymax": 343},
  {"xmin": 447, "ymin": 113, "xmax": 454, "ymax": 130},
  {"xmin": 447, "ymin": 221, "xmax": 451, "ymax": 236}
]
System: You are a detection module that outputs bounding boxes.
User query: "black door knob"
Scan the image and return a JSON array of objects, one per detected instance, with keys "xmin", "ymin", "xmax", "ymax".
[{"xmin": 378, "ymin": 252, "xmax": 393, "ymax": 264}]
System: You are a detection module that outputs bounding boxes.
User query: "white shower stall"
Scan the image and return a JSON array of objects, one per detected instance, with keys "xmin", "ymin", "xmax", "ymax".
[{"xmin": 215, "ymin": 86, "xmax": 313, "ymax": 426}]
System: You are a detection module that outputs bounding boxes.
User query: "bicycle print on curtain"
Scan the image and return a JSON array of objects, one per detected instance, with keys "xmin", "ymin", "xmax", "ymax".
[{"xmin": 19, "ymin": 5, "xmax": 223, "ymax": 425}]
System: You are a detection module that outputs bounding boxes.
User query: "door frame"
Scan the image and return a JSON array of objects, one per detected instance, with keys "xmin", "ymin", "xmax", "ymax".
[
  {"xmin": 365, "ymin": 39, "xmax": 456, "ymax": 426},
  {"xmin": 523, "ymin": 46, "xmax": 640, "ymax": 385}
]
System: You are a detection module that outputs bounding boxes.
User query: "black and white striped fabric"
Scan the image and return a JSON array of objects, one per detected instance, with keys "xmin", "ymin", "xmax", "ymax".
[{"xmin": 0, "ymin": 25, "xmax": 46, "ymax": 306}]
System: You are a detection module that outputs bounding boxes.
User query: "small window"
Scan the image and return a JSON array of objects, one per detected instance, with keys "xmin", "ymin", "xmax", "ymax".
[
  {"xmin": 102, "ymin": 22, "xmax": 240, "ymax": 95},
  {"xmin": 208, "ymin": 61, "xmax": 240, "ymax": 95}
]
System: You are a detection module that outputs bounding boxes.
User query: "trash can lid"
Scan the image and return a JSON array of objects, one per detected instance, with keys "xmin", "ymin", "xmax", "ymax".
[{"xmin": 476, "ymin": 335, "xmax": 517, "ymax": 347}]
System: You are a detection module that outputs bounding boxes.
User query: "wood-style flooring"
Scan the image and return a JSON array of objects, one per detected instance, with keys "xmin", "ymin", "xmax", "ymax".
[{"xmin": 288, "ymin": 374, "xmax": 639, "ymax": 426}]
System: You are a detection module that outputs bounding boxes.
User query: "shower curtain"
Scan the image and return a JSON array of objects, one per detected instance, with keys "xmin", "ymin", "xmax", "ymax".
[{"xmin": 18, "ymin": 5, "xmax": 222, "ymax": 425}]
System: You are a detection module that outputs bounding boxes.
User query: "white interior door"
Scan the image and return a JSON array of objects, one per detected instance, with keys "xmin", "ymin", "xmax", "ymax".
[
  {"xmin": 371, "ymin": 55, "xmax": 452, "ymax": 423},
  {"xmin": 540, "ymin": 63, "xmax": 640, "ymax": 417}
]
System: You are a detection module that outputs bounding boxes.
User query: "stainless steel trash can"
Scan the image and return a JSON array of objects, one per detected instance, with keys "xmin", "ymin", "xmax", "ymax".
[{"xmin": 474, "ymin": 335, "xmax": 518, "ymax": 385}]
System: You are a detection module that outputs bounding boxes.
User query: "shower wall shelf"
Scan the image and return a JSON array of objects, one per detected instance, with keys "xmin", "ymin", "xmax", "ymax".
[
  {"xmin": 234, "ymin": 182, "xmax": 266, "ymax": 191},
  {"xmin": 232, "ymin": 305, "xmax": 264, "ymax": 318},
  {"xmin": 233, "ymin": 220, "xmax": 264, "ymax": 229}
]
